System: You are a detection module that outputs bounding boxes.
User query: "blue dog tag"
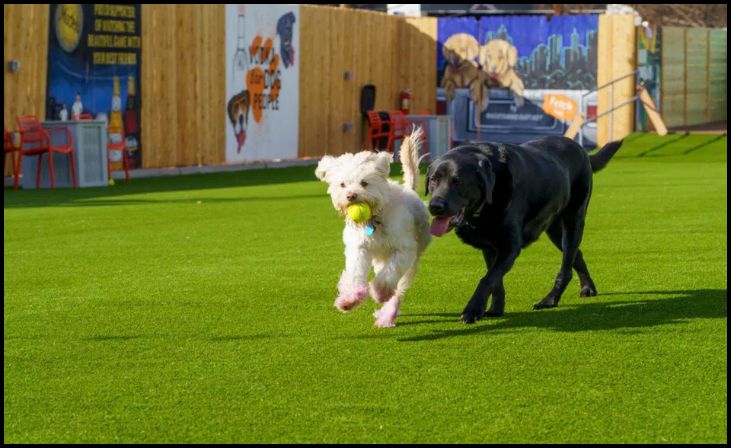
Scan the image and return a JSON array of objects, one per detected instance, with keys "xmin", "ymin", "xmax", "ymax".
[{"xmin": 365, "ymin": 224, "xmax": 375, "ymax": 236}]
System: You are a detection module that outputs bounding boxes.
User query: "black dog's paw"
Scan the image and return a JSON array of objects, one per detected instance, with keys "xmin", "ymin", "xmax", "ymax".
[
  {"xmin": 461, "ymin": 310, "xmax": 482, "ymax": 324},
  {"xmin": 533, "ymin": 298, "xmax": 558, "ymax": 310},
  {"xmin": 579, "ymin": 286, "xmax": 597, "ymax": 298},
  {"xmin": 482, "ymin": 309, "xmax": 504, "ymax": 317}
]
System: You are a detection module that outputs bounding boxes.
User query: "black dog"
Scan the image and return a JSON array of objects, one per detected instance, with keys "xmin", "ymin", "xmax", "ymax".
[{"xmin": 426, "ymin": 136, "xmax": 622, "ymax": 324}]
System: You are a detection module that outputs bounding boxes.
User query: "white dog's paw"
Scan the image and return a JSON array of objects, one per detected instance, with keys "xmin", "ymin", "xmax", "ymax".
[
  {"xmin": 373, "ymin": 305, "xmax": 400, "ymax": 327},
  {"xmin": 334, "ymin": 284, "xmax": 368, "ymax": 313},
  {"xmin": 374, "ymin": 319, "xmax": 396, "ymax": 328},
  {"xmin": 374, "ymin": 313, "xmax": 397, "ymax": 328}
]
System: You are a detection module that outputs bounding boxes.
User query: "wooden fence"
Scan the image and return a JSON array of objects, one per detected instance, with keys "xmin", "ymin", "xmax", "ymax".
[
  {"xmin": 661, "ymin": 27, "xmax": 727, "ymax": 128},
  {"xmin": 141, "ymin": 5, "xmax": 226, "ymax": 169},
  {"xmin": 4, "ymin": 4, "xmax": 49, "ymax": 177},
  {"xmin": 4, "ymin": 4, "xmax": 435, "ymax": 174},
  {"xmin": 298, "ymin": 6, "xmax": 436, "ymax": 158},
  {"xmin": 4, "ymin": 5, "xmax": 725, "ymax": 178},
  {"xmin": 596, "ymin": 14, "xmax": 636, "ymax": 146}
]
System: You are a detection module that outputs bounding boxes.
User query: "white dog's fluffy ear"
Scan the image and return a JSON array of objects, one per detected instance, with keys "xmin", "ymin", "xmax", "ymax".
[
  {"xmin": 315, "ymin": 156, "xmax": 336, "ymax": 181},
  {"xmin": 373, "ymin": 151, "xmax": 393, "ymax": 178}
]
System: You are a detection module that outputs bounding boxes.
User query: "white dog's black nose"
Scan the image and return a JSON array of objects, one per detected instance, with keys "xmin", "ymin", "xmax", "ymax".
[{"xmin": 347, "ymin": 193, "xmax": 358, "ymax": 202}]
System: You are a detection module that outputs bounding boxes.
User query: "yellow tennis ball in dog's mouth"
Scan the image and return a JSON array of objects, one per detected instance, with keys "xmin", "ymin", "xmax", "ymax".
[{"xmin": 347, "ymin": 202, "xmax": 372, "ymax": 224}]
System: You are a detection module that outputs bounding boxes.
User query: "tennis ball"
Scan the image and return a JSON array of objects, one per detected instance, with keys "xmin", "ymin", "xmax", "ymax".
[
  {"xmin": 347, "ymin": 202, "xmax": 372, "ymax": 224},
  {"xmin": 108, "ymin": 178, "xmax": 115, "ymax": 186}
]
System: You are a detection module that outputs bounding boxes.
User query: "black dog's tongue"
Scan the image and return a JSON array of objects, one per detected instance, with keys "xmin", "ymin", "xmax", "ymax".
[{"xmin": 430, "ymin": 216, "xmax": 452, "ymax": 237}]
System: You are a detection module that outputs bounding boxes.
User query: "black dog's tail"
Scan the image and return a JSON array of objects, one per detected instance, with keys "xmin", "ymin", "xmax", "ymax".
[{"xmin": 590, "ymin": 140, "xmax": 623, "ymax": 172}]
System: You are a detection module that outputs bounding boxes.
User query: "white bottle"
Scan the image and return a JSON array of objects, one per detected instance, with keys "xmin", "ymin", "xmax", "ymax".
[{"xmin": 72, "ymin": 92, "xmax": 83, "ymax": 120}]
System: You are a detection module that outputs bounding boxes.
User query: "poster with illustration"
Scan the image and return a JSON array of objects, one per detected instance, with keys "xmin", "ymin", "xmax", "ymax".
[
  {"xmin": 437, "ymin": 15, "xmax": 599, "ymax": 147},
  {"xmin": 47, "ymin": 4, "xmax": 142, "ymax": 168},
  {"xmin": 225, "ymin": 4, "xmax": 299, "ymax": 162}
]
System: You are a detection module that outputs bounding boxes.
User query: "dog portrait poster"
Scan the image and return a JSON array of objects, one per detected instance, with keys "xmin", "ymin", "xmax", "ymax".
[
  {"xmin": 438, "ymin": 15, "xmax": 599, "ymax": 93},
  {"xmin": 437, "ymin": 14, "xmax": 599, "ymax": 146},
  {"xmin": 225, "ymin": 5, "xmax": 299, "ymax": 162}
]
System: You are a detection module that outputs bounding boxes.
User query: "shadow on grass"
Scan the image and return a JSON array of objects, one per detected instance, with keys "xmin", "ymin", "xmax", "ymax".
[
  {"xmin": 614, "ymin": 133, "xmax": 726, "ymax": 159},
  {"xmin": 682, "ymin": 134, "xmax": 727, "ymax": 154},
  {"xmin": 209, "ymin": 334, "xmax": 284, "ymax": 342},
  {"xmin": 83, "ymin": 335, "xmax": 142, "ymax": 342},
  {"xmin": 395, "ymin": 288, "xmax": 727, "ymax": 342},
  {"xmin": 636, "ymin": 133, "xmax": 690, "ymax": 157}
]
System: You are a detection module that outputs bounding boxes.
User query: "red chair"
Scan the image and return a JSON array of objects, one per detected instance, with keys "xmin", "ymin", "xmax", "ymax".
[
  {"xmin": 4, "ymin": 127, "xmax": 21, "ymax": 190},
  {"xmin": 16, "ymin": 115, "xmax": 77, "ymax": 189},
  {"xmin": 78, "ymin": 113, "xmax": 93, "ymax": 120},
  {"xmin": 367, "ymin": 111, "xmax": 391, "ymax": 151},
  {"xmin": 107, "ymin": 128, "xmax": 130, "ymax": 185}
]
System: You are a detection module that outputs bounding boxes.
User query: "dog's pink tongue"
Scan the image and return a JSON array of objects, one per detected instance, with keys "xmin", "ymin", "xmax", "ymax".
[{"xmin": 430, "ymin": 216, "xmax": 452, "ymax": 237}]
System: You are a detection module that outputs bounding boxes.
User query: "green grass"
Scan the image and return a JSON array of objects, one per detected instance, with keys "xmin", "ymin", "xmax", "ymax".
[{"xmin": 4, "ymin": 133, "xmax": 727, "ymax": 443}]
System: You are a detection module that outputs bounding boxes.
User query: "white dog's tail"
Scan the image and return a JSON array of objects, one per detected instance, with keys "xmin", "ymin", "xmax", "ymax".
[{"xmin": 399, "ymin": 126, "xmax": 424, "ymax": 191}]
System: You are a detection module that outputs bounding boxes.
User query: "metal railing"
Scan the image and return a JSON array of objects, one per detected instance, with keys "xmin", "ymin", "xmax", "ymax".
[{"xmin": 579, "ymin": 69, "xmax": 639, "ymax": 147}]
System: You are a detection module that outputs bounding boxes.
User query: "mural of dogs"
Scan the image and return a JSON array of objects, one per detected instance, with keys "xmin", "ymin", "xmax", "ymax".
[
  {"xmin": 479, "ymin": 38, "xmax": 525, "ymax": 108},
  {"xmin": 227, "ymin": 90, "xmax": 250, "ymax": 154},
  {"xmin": 440, "ymin": 33, "xmax": 489, "ymax": 112}
]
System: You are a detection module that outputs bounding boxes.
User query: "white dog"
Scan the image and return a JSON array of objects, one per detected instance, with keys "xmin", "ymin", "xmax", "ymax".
[{"xmin": 315, "ymin": 129, "xmax": 431, "ymax": 327}]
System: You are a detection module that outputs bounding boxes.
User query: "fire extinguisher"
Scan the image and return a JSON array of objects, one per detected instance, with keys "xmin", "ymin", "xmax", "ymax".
[{"xmin": 400, "ymin": 89, "xmax": 411, "ymax": 115}]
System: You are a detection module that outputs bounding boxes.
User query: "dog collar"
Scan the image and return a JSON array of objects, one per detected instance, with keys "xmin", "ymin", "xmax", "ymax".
[
  {"xmin": 365, "ymin": 223, "xmax": 375, "ymax": 236},
  {"xmin": 365, "ymin": 216, "xmax": 383, "ymax": 236},
  {"xmin": 350, "ymin": 216, "xmax": 378, "ymax": 237}
]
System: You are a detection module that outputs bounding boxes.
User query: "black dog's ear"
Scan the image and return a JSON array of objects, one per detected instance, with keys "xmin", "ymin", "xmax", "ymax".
[{"xmin": 478, "ymin": 159, "xmax": 495, "ymax": 204}]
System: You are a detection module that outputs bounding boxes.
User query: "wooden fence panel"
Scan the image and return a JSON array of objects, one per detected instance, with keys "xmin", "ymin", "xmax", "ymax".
[
  {"xmin": 685, "ymin": 28, "xmax": 709, "ymax": 126},
  {"xmin": 660, "ymin": 26, "xmax": 726, "ymax": 128},
  {"xmin": 707, "ymin": 29, "xmax": 727, "ymax": 123},
  {"xmin": 597, "ymin": 14, "xmax": 636, "ymax": 146},
  {"xmin": 141, "ymin": 4, "xmax": 225, "ymax": 169},
  {"xmin": 660, "ymin": 27, "xmax": 686, "ymax": 128},
  {"xmin": 4, "ymin": 4, "xmax": 49, "ymax": 177},
  {"xmin": 298, "ymin": 6, "xmax": 436, "ymax": 158}
]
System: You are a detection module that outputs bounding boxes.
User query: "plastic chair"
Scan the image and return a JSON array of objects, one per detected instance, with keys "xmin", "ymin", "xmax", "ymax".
[
  {"xmin": 16, "ymin": 115, "xmax": 77, "ymax": 189},
  {"xmin": 107, "ymin": 128, "xmax": 130, "ymax": 185},
  {"xmin": 367, "ymin": 111, "xmax": 391, "ymax": 151},
  {"xmin": 4, "ymin": 126, "xmax": 21, "ymax": 190}
]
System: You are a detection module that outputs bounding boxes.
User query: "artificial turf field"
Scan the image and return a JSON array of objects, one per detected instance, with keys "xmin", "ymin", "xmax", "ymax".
[{"xmin": 4, "ymin": 133, "xmax": 727, "ymax": 443}]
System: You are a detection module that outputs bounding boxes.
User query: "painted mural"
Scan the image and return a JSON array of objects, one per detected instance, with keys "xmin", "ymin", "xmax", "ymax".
[
  {"xmin": 437, "ymin": 15, "xmax": 599, "ymax": 147},
  {"xmin": 46, "ymin": 4, "xmax": 142, "ymax": 168},
  {"xmin": 225, "ymin": 4, "xmax": 299, "ymax": 162}
]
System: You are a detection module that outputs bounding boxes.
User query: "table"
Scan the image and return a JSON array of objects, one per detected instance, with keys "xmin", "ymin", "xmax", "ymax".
[{"xmin": 21, "ymin": 120, "xmax": 109, "ymax": 189}]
